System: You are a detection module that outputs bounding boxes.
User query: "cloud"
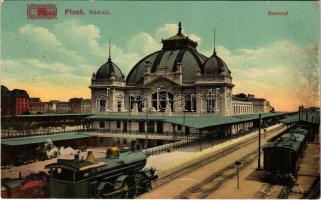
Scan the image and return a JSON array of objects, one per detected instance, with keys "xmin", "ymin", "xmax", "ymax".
[
  {"xmin": 127, "ymin": 32, "xmax": 161, "ymax": 56},
  {"xmin": 19, "ymin": 24, "xmax": 61, "ymax": 47},
  {"xmin": 213, "ymin": 40, "xmax": 320, "ymax": 111},
  {"xmin": 1, "ymin": 58, "xmax": 92, "ymax": 101},
  {"xmin": 16, "ymin": 24, "xmax": 84, "ymax": 64},
  {"xmin": 155, "ymin": 23, "xmax": 178, "ymax": 39},
  {"xmin": 53, "ymin": 20, "xmax": 104, "ymax": 59},
  {"xmin": 2, "ymin": 20, "xmax": 319, "ymax": 111},
  {"xmin": 108, "ymin": 44, "xmax": 141, "ymax": 75},
  {"xmin": 154, "ymin": 23, "xmax": 201, "ymax": 44}
]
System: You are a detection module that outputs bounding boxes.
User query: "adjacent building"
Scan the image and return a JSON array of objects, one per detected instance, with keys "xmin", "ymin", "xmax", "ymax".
[
  {"xmin": 1, "ymin": 85, "xmax": 30, "ymax": 116},
  {"xmin": 69, "ymin": 98, "xmax": 82, "ymax": 113},
  {"xmin": 69, "ymin": 98, "xmax": 92, "ymax": 113},
  {"xmin": 80, "ymin": 99, "xmax": 92, "ymax": 113},
  {"xmin": 232, "ymin": 93, "xmax": 273, "ymax": 115},
  {"xmin": 56, "ymin": 101, "xmax": 70, "ymax": 113},
  {"xmin": 29, "ymin": 97, "xmax": 45, "ymax": 114}
]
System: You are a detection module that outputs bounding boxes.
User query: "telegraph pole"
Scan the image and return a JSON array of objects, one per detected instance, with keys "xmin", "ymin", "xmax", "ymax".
[{"xmin": 258, "ymin": 114, "xmax": 262, "ymax": 169}]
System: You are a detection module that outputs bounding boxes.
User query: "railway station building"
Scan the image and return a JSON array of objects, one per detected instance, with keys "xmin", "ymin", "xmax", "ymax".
[{"xmin": 88, "ymin": 22, "xmax": 275, "ymax": 145}]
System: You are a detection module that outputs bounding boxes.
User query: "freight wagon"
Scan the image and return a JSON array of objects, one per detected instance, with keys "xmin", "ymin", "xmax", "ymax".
[{"xmin": 263, "ymin": 128, "xmax": 308, "ymax": 176}]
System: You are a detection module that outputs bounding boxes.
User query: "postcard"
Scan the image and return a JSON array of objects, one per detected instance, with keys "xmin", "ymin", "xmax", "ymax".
[{"xmin": 1, "ymin": 1, "xmax": 320, "ymax": 199}]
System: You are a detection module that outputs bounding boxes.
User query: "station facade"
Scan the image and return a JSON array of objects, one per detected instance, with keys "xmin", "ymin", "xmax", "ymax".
[{"xmin": 89, "ymin": 22, "xmax": 273, "ymax": 144}]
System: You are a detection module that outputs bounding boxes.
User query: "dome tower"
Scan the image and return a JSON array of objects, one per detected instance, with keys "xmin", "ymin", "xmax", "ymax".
[{"xmin": 90, "ymin": 39, "xmax": 126, "ymax": 113}]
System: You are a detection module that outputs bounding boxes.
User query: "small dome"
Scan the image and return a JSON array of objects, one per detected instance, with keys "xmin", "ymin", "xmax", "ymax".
[
  {"xmin": 203, "ymin": 52, "xmax": 231, "ymax": 76},
  {"xmin": 95, "ymin": 58, "xmax": 124, "ymax": 80}
]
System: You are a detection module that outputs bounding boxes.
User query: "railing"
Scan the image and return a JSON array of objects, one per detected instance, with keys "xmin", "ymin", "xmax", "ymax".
[
  {"xmin": 86, "ymin": 128, "xmax": 199, "ymax": 138},
  {"xmin": 0, "ymin": 127, "xmax": 199, "ymax": 139},
  {"xmin": 1, "ymin": 127, "xmax": 84, "ymax": 139},
  {"xmin": 144, "ymin": 139, "xmax": 200, "ymax": 156},
  {"xmin": 142, "ymin": 127, "xmax": 262, "ymax": 157}
]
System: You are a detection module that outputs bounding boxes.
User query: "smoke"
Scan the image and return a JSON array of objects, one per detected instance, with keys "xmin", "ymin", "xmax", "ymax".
[{"xmin": 294, "ymin": 44, "xmax": 320, "ymax": 108}]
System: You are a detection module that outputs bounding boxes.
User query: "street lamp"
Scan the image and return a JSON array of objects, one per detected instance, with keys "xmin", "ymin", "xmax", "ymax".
[
  {"xmin": 145, "ymin": 99, "xmax": 148, "ymax": 149},
  {"xmin": 235, "ymin": 161, "xmax": 241, "ymax": 189},
  {"xmin": 199, "ymin": 130, "xmax": 202, "ymax": 151}
]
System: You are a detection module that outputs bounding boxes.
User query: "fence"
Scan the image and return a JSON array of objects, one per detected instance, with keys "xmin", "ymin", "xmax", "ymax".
[
  {"xmin": 144, "ymin": 139, "xmax": 199, "ymax": 156},
  {"xmin": 1, "ymin": 126, "xmax": 83, "ymax": 139},
  {"xmin": 87, "ymin": 128, "xmax": 199, "ymax": 138}
]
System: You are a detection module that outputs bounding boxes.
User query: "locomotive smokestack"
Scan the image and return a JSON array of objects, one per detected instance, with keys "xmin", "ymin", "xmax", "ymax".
[
  {"xmin": 74, "ymin": 153, "xmax": 79, "ymax": 161},
  {"xmin": 86, "ymin": 151, "xmax": 97, "ymax": 163}
]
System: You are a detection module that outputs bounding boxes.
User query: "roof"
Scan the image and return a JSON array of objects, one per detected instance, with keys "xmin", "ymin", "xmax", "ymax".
[
  {"xmin": 126, "ymin": 47, "xmax": 207, "ymax": 85},
  {"xmin": 87, "ymin": 112, "xmax": 289, "ymax": 129},
  {"xmin": 264, "ymin": 127, "xmax": 308, "ymax": 153},
  {"xmin": 1, "ymin": 85, "xmax": 10, "ymax": 95},
  {"xmin": 232, "ymin": 93, "xmax": 267, "ymax": 102},
  {"xmin": 281, "ymin": 133, "xmax": 306, "ymax": 143},
  {"xmin": 29, "ymin": 98, "xmax": 41, "ymax": 103},
  {"xmin": 46, "ymin": 150, "xmax": 146, "ymax": 172},
  {"xmin": 95, "ymin": 57, "xmax": 124, "ymax": 80},
  {"xmin": 15, "ymin": 113, "xmax": 92, "ymax": 118},
  {"xmin": 203, "ymin": 52, "xmax": 231, "ymax": 76},
  {"xmin": 279, "ymin": 115, "xmax": 299, "ymax": 124},
  {"xmin": 162, "ymin": 22, "xmax": 198, "ymax": 50},
  {"xmin": 279, "ymin": 109, "xmax": 320, "ymax": 125},
  {"xmin": 233, "ymin": 112, "xmax": 290, "ymax": 121},
  {"xmin": 11, "ymin": 89, "xmax": 29, "ymax": 98},
  {"xmin": 1, "ymin": 132, "xmax": 91, "ymax": 146},
  {"xmin": 126, "ymin": 22, "xmax": 208, "ymax": 85},
  {"xmin": 264, "ymin": 138, "xmax": 302, "ymax": 153},
  {"xmin": 1, "ymin": 87, "xmax": 30, "ymax": 98},
  {"xmin": 46, "ymin": 159, "xmax": 106, "ymax": 172},
  {"xmin": 164, "ymin": 115, "xmax": 244, "ymax": 129}
]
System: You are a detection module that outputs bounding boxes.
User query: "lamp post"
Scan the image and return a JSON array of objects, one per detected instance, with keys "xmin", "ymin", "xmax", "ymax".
[
  {"xmin": 199, "ymin": 130, "xmax": 202, "ymax": 151},
  {"xmin": 258, "ymin": 114, "xmax": 262, "ymax": 169},
  {"xmin": 145, "ymin": 99, "xmax": 148, "ymax": 149},
  {"xmin": 235, "ymin": 161, "xmax": 241, "ymax": 189}
]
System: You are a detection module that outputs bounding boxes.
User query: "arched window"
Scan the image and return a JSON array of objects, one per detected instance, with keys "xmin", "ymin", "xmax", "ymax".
[
  {"xmin": 207, "ymin": 94, "xmax": 215, "ymax": 113},
  {"xmin": 152, "ymin": 91, "xmax": 173, "ymax": 112},
  {"xmin": 137, "ymin": 96, "xmax": 143, "ymax": 112},
  {"xmin": 129, "ymin": 95, "xmax": 135, "ymax": 111},
  {"xmin": 96, "ymin": 95, "xmax": 108, "ymax": 112},
  {"xmin": 185, "ymin": 94, "xmax": 196, "ymax": 112}
]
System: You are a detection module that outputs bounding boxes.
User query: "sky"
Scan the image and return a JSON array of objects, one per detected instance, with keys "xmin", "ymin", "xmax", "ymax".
[{"xmin": 1, "ymin": 1, "xmax": 320, "ymax": 111}]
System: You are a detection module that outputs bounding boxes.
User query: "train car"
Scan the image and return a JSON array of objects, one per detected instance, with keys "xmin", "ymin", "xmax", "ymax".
[
  {"xmin": 263, "ymin": 128, "xmax": 308, "ymax": 176},
  {"xmin": 1, "ymin": 172, "xmax": 49, "ymax": 198},
  {"xmin": 45, "ymin": 143, "xmax": 157, "ymax": 198}
]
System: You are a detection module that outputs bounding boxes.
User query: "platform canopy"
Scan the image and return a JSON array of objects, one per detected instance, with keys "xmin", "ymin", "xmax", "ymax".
[
  {"xmin": 1, "ymin": 132, "xmax": 90, "ymax": 146},
  {"xmin": 87, "ymin": 112, "xmax": 289, "ymax": 129},
  {"xmin": 279, "ymin": 110, "xmax": 320, "ymax": 125},
  {"xmin": 233, "ymin": 112, "xmax": 290, "ymax": 121}
]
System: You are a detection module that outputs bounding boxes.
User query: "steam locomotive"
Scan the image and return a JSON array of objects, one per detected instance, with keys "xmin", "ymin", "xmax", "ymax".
[
  {"xmin": 45, "ymin": 142, "xmax": 157, "ymax": 198},
  {"xmin": 1, "ymin": 143, "xmax": 157, "ymax": 198}
]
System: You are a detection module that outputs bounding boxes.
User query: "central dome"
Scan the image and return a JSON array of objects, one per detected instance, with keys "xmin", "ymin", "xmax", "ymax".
[{"xmin": 126, "ymin": 22, "xmax": 208, "ymax": 85}]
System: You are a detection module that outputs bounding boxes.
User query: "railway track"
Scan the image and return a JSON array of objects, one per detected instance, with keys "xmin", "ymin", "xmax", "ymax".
[
  {"xmin": 179, "ymin": 150, "xmax": 259, "ymax": 198},
  {"xmin": 255, "ymin": 183, "xmax": 274, "ymax": 199},
  {"xmin": 150, "ymin": 125, "xmax": 286, "ymax": 190}
]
